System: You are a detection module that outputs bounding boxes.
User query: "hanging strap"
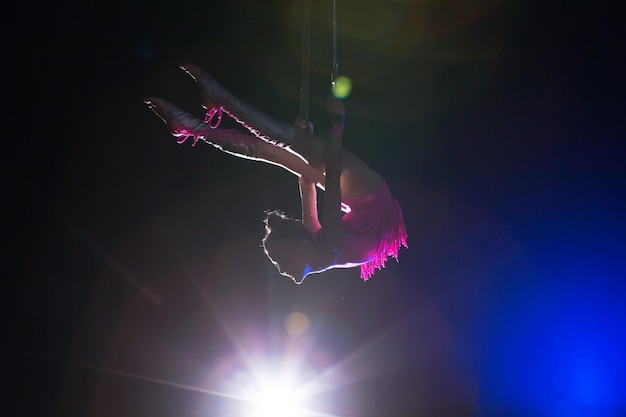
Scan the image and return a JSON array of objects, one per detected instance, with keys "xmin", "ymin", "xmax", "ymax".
[
  {"xmin": 299, "ymin": 0, "xmax": 342, "ymax": 125},
  {"xmin": 332, "ymin": 0, "xmax": 339, "ymax": 82},
  {"xmin": 299, "ymin": 0, "xmax": 311, "ymax": 122}
]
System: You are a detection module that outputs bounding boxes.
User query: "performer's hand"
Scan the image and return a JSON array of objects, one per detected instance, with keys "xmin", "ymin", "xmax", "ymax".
[{"xmin": 295, "ymin": 115, "xmax": 314, "ymax": 133}]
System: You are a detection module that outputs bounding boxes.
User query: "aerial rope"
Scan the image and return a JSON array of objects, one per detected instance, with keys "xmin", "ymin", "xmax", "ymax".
[
  {"xmin": 299, "ymin": 0, "xmax": 311, "ymax": 122},
  {"xmin": 299, "ymin": 0, "xmax": 347, "ymax": 126},
  {"xmin": 331, "ymin": 0, "xmax": 339, "ymax": 83},
  {"xmin": 328, "ymin": 0, "xmax": 352, "ymax": 100}
]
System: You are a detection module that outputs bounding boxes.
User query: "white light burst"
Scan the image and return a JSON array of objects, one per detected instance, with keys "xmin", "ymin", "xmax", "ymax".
[{"xmin": 247, "ymin": 379, "xmax": 304, "ymax": 417}]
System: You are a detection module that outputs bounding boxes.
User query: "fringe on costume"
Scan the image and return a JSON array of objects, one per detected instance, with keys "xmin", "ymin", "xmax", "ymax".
[
  {"xmin": 359, "ymin": 197, "xmax": 408, "ymax": 280},
  {"xmin": 340, "ymin": 181, "xmax": 409, "ymax": 281}
]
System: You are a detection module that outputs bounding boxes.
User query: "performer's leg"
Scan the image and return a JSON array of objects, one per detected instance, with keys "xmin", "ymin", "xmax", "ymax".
[
  {"xmin": 258, "ymin": 142, "xmax": 326, "ymax": 186},
  {"xmin": 180, "ymin": 64, "xmax": 380, "ymax": 190},
  {"xmin": 145, "ymin": 97, "xmax": 325, "ymax": 185},
  {"xmin": 181, "ymin": 64, "xmax": 296, "ymax": 146}
]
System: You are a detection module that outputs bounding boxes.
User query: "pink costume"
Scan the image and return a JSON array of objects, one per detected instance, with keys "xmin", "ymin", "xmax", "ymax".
[{"xmin": 336, "ymin": 181, "xmax": 408, "ymax": 280}]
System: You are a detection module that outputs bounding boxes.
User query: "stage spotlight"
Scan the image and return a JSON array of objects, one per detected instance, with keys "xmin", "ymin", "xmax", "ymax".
[
  {"xmin": 241, "ymin": 369, "xmax": 311, "ymax": 417},
  {"xmin": 247, "ymin": 380, "xmax": 303, "ymax": 417}
]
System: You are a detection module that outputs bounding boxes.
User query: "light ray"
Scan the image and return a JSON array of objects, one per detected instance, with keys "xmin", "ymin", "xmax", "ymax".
[
  {"xmin": 32, "ymin": 353, "xmax": 342, "ymax": 416},
  {"xmin": 45, "ymin": 355, "xmax": 245, "ymax": 401},
  {"xmin": 299, "ymin": 316, "xmax": 416, "ymax": 398},
  {"xmin": 67, "ymin": 221, "xmax": 162, "ymax": 304}
]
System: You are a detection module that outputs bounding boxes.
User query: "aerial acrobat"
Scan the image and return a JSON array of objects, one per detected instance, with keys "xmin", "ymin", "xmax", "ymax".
[{"xmin": 144, "ymin": 62, "xmax": 408, "ymax": 284}]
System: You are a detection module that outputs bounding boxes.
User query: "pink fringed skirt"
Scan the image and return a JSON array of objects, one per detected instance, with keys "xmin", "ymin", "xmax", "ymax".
[{"xmin": 339, "ymin": 181, "xmax": 408, "ymax": 280}]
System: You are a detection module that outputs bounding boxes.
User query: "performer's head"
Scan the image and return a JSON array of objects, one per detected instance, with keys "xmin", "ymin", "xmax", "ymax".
[{"xmin": 262, "ymin": 210, "xmax": 315, "ymax": 284}]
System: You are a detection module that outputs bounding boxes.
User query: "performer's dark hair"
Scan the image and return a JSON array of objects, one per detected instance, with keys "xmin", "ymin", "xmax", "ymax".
[{"xmin": 262, "ymin": 210, "xmax": 310, "ymax": 272}]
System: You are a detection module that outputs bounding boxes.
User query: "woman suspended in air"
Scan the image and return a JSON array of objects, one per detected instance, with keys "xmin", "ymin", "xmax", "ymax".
[{"xmin": 144, "ymin": 63, "xmax": 407, "ymax": 284}]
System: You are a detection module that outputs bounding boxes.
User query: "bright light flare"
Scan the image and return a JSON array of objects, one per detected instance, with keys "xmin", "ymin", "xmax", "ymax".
[
  {"xmin": 247, "ymin": 380, "xmax": 304, "ymax": 417},
  {"xmin": 332, "ymin": 76, "xmax": 352, "ymax": 98},
  {"xmin": 285, "ymin": 311, "xmax": 310, "ymax": 337}
]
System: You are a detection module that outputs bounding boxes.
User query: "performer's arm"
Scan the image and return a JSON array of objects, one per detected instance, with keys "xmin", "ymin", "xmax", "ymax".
[{"xmin": 299, "ymin": 177, "xmax": 322, "ymax": 235}]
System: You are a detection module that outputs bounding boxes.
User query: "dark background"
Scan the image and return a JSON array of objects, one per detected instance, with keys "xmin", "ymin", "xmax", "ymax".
[{"xmin": 6, "ymin": 1, "xmax": 625, "ymax": 416}]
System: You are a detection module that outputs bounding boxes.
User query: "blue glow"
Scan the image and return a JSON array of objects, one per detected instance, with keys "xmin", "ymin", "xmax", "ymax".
[
  {"xmin": 300, "ymin": 264, "xmax": 314, "ymax": 283},
  {"xmin": 477, "ymin": 237, "xmax": 626, "ymax": 417}
]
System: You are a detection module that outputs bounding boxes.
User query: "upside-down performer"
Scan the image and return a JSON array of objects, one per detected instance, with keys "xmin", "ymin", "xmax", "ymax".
[{"xmin": 144, "ymin": 64, "xmax": 408, "ymax": 284}]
